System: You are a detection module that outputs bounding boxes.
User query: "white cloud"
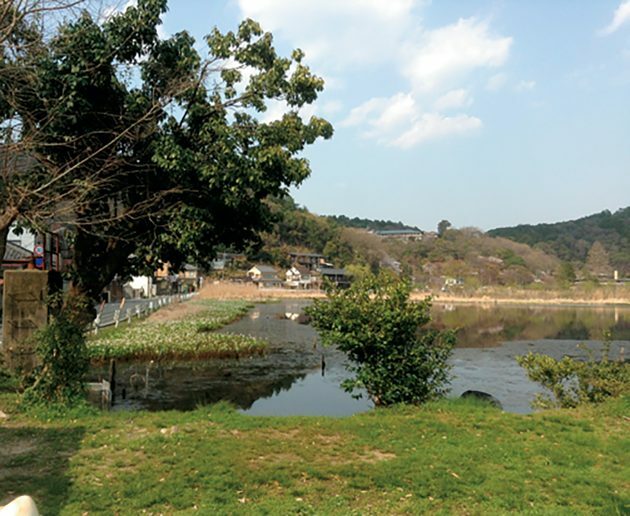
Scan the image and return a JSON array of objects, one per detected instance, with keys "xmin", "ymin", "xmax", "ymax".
[
  {"xmin": 600, "ymin": 1, "xmax": 630, "ymax": 35},
  {"xmin": 434, "ymin": 89, "xmax": 472, "ymax": 110},
  {"xmin": 341, "ymin": 97, "xmax": 390, "ymax": 128},
  {"xmin": 403, "ymin": 18, "xmax": 512, "ymax": 92},
  {"xmin": 259, "ymin": 98, "xmax": 327, "ymax": 124},
  {"xmin": 515, "ymin": 80, "xmax": 536, "ymax": 92},
  {"xmin": 342, "ymin": 94, "xmax": 416, "ymax": 132},
  {"xmin": 100, "ymin": 0, "xmax": 137, "ymax": 21},
  {"xmin": 321, "ymin": 100, "xmax": 344, "ymax": 116},
  {"xmin": 392, "ymin": 113, "xmax": 482, "ymax": 148},
  {"xmin": 236, "ymin": 2, "xmax": 511, "ymax": 147},
  {"xmin": 237, "ymin": 0, "xmax": 418, "ymax": 68},
  {"xmin": 486, "ymin": 72, "xmax": 507, "ymax": 91},
  {"xmin": 373, "ymin": 93, "xmax": 417, "ymax": 131},
  {"xmin": 157, "ymin": 24, "xmax": 169, "ymax": 40},
  {"xmin": 259, "ymin": 100, "xmax": 288, "ymax": 123},
  {"xmin": 342, "ymin": 92, "xmax": 480, "ymax": 148}
]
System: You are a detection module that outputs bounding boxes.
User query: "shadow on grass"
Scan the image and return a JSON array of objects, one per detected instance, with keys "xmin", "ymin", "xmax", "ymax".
[{"xmin": 0, "ymin": 425, "xmax": 85, "ymax": 514}]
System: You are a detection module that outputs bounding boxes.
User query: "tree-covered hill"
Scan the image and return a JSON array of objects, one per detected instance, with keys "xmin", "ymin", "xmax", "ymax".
[
  {"xmin": 240, "ymin": 197, "xmax": 562, "ymax": 288},
  {"xmin": 326, "ymin": 215, "xmax": 420, "ymax": 232},
  {"xmin": 488, "ymin": 207, "xmax": 630, "ymax": 275}
]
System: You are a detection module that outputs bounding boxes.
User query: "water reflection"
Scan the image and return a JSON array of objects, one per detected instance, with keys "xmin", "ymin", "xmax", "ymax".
[
  {"xmin": 96, "ymin": 359, "xmax": 310, "ymax": 412},
  {"xmin": 431, "ymin": 303, "xmax": 630, "ymax": 347},
  {"xmin": 92, "ymin": 301, "xmax": 370, "ymax": 414}
]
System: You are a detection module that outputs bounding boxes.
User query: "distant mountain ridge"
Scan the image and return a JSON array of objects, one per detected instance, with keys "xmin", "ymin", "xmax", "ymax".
[
  {"xmin": 488, "ymin": 207, "xmax": 630, "ymax": 274},
  {"xmin": 326, "ymin": 215, "xmax": 420, "ymax": 232}
]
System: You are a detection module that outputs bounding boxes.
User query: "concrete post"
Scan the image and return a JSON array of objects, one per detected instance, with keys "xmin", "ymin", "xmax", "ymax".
[{"xmin": 1, "ymin": 270, "xmax": 55, "ymax": 372}]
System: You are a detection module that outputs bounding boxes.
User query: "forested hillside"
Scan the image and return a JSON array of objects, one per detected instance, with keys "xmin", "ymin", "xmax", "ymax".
[
  {"xmin": 488, "ymin": 207, "xmax": 630, "ymax": 275},
  {"xmin": 247, "ymin": 197, "xmax": 353, "ymax": 267},
  {"xmin": 243, "ymin": 196, "xmax": 562, "ymax": 289}
]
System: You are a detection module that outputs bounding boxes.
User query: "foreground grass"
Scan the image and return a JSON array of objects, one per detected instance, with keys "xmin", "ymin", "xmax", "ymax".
[
  {"xmin": 87, "ymin": 300, "xmax": 266, "ymax": 362},
  {"xmin": 0, "ymin": 395, "xmax": 627, "ymax": 514}
]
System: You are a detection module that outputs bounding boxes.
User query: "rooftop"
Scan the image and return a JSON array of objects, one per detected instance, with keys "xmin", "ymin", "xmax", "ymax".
[
  {"xmin": 319, "ymin": 267, "xmax": 346, "ymax": 276},
  {"xmin": 251, "ymin": 264, "xmax": 277, "ymax": 273},
  {"xmin": 375, "ymin": 229, "xmax": 423, "ymax": 236},
  {"xmin": 4, "ymin": 241, "xmax": 33, "ymax": 262}
]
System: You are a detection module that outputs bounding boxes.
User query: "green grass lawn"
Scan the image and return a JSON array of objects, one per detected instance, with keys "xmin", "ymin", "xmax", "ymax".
[
  {"xmin": 0, "ymin": 395, "xmax": 627, "ymax": 514},
  {"xmin": 87, "ymin": 300, "xmax": 266, "ymax": 362}
]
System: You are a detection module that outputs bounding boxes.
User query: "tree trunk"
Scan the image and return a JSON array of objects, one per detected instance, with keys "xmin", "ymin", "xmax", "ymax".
[{"xmin": 66, "ymin": 227, "xmax": 136, "ymax": 325}]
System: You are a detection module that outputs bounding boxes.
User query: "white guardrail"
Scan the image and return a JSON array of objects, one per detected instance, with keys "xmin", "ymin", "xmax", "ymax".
[{"xmin": 92, "ymin": 293, "xmax": 196, "ymax": 334}]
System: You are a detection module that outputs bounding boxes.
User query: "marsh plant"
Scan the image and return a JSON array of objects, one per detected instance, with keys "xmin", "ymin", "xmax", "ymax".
[
  {"xmin": 307, "ymin": 273, "xmax": 456, "ymax": 406},
  {"xmin": 87, "ymin": 300, "xmax": 265, "ymax": 362},
  {"xmin": 518, "ymin": 332, "xmax": 629, "ymax": 409}
]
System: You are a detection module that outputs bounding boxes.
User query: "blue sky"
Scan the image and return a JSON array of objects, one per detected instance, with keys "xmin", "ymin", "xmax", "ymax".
[{"xmin": 112, "ymin": 0, "xmax": 630, "ymax": 230}]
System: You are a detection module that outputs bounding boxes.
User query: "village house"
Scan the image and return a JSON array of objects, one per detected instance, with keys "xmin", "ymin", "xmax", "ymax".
[
  {"xmin": 247, "ymin": 264, "xmax": 282, "ymax": 288},
  {"xmin": 287, "ymin": 252, "xmax": 328, "ymax": 271},
  {"xmin": 150, "ymin": 263, "xmax": 204, "ymax": 297},
  {"xmin": 211, "ymin": 252, "xmax": 246, "ymax": 271},
  {"xmin": 4, "ymin": 225, "xmax": 70, "ymax": 273},
  {"xmin": 373, "ymin": 229, "xmax": 424, "ymax": 241},
  {"xmin": 2, "ymin": 241, "xmax": 34, "ymax": 271},
  {"xmin": 318, "ymin": 266, "xmax": 350, "ymax": 288},
  {"xmin": 285, "ymin": 264, "xmax": 316, "ymax": 289},
  {"xmin": 126, "ymin": 275, "xmax": 155, "ymax": 299},
  {"xmin": 179, "ymin": 264, "xmax": 204, "ymax": 292}
]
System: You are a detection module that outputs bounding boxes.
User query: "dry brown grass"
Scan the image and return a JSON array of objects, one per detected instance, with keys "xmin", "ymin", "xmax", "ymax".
[
  {"xmin": 198, "ymin": 281, "xmax": 325, "ymax": 300},
  {"xmin": 145, "ymin": 299, "xmax": 207, "ymax": 323},
  {"xmin": 418, "ymin": 285, "xmax": 630, "ymax": 306},
  {"xmin": 195, "ymin": 280, "xmax": 629, "ymax": 306}
]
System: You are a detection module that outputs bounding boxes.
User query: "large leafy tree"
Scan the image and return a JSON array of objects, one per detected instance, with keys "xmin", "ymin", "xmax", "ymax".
[
  {"xmin": 1, "ymin": 1, "xmax": 99, "ymax": 257},
  {"xmin": 3, "ymin": 0, "xmax": 332, "ymax": 303}
]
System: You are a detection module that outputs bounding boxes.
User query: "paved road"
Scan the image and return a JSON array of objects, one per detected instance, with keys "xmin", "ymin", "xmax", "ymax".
[{"xmin": 94, "ymin": 294, "xmax": 194, "ymax": 329}]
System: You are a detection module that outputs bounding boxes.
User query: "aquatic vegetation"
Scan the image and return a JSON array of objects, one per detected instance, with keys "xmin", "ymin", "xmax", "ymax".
[{"xmin": 87, "ymin": 300, "xmax": 265, "ymax": 362}]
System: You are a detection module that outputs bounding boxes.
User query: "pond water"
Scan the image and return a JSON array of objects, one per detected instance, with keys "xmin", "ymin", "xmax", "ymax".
[{"xmin": 92, "ymin": 301, "xmax": 630, "ymax": 415}]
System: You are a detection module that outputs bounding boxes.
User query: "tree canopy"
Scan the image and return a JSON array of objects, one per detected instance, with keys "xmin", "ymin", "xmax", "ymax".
[{"xmin": 1, "ymin": 0, "xmax": 332, "ymax": 301}]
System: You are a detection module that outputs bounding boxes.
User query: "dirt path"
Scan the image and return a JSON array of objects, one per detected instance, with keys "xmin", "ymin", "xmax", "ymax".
[{"xmin": 198, "ymin": 281, "xmax": 324, "ymax": 301}]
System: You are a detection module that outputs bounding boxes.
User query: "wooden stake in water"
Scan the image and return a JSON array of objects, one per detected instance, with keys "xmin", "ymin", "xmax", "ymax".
[{"xmin": 109, "ymin": 359, "xmax": 116, "ymax": 406}]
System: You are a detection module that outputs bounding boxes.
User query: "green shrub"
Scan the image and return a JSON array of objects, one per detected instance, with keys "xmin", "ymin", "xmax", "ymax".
[
  {"xmin": 307, "ymin": 273, "xmax": 456, "ymax": 406},
  {"xmin": 0, "ymin": 362, "xmax": 18, "ymax": 392},
  {"xmin": 22, "ymin": 298, "xmax": 90, "ymax": 406},
  {"xmin": 517, "ymin": 333, "xmax": 629, "ymax": 409}
]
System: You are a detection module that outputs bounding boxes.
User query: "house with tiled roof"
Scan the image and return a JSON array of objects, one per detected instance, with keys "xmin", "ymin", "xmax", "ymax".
[{"xmin": 247, "ymin": 264, "xmax": 282, "ymax": 288}]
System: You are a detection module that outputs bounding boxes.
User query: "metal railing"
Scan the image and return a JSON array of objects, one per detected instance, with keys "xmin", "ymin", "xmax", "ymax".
[{"xmin": 92, "ymin": 293, "xmax": 196, "ymax": 334}]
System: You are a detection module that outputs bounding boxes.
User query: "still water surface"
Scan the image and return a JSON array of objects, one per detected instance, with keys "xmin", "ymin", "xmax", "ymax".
[{"xmin": 98, "ymin": 301, "xmax": 629, "ymax": 415}]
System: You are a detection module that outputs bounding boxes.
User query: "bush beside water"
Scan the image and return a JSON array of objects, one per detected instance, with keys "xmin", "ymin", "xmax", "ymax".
[
  {"xmin": 308, "ymin": 273, "xmax": 456, "ymax": 405},
  {"xmin": 518, "ymin": 333, "xmax": 629, "ymax": 408}
]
